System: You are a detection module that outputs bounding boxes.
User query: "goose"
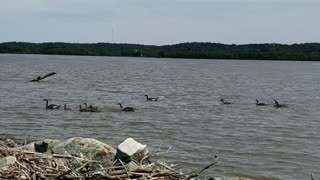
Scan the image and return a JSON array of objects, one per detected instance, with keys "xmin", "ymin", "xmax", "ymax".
[
  {"xmin": 64, "ymin": 104, "xmax": 72, "ymax": 110},
  {"xmin": 79, "ymin": 105, "xmax": 84, "ymax": 112},
  {"xmin": 118, "ymin": 103, "xmax": 135, "ymax": 112},
  {"xmin": 79, "ymin": 105, "xmax": 89, "ymax": 112},
  {"xmin": 83, "ymin": 103, "xmax": 97, "ymax": 112},
  {"xmin": 273, "ymin": 99, "xmax": 288, "ymax": 108},
  {"xmin": 88, "ymin": 105, "xmax": 100, "ymax": 112},
  {"xmin": 220, "ymin": 98, "xmax": 231, "ymax": 105},
  {"xmin": 43, "ymin": 99, "xmax": 60, "ymax": 109},
  {"xmin": 256, "ymin": 100, "xmax": 268, "ymax": 106},
  {"xmin": 79, "ymin": 105, "xmax": 100, "ymax": 112},
  {"xmin": 144, "ymin": 95, "xmax": 158, "ymax": 101}
]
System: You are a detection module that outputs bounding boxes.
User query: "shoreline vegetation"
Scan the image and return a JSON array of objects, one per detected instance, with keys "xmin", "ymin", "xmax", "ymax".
[
  {"xmin": 0, "ymin": 135, "xmax": 254, "ymax": 180},
  {"xmin": 0, "ymin": 42, "xmax": 320, "ymax": 61}
]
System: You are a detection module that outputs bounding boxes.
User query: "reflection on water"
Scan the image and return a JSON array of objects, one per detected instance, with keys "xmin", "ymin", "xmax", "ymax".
[{"xmin": 0, "ymin": 54, "xmax": 320, "ymax": 180}]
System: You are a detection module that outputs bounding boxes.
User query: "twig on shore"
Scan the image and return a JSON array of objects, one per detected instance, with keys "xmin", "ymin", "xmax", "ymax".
[
  {"xmin": 119, "ymin": 159, "xmax": 130, "ymax": 178},
  {"xmin": 183, "ymin": 156, "xmax": 220, "ymax": 180}
]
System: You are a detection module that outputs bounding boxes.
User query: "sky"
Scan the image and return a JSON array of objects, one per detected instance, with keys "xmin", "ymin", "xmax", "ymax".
[{"xmin": 0, "ymin": 0, "xmax": 319, "ymax": 45}]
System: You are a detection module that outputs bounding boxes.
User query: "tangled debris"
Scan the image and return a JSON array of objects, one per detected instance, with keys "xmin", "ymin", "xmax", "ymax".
[{"xmin": 0, "ymin": 135, "xmax": 219, "ymax": 180}]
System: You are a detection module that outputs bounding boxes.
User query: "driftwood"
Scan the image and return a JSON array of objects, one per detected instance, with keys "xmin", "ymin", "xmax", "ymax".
[
  {"xmin": 30, "ymin": 72, "xmax": 56, "ymax": 82},
  {"xmin": 183, "ymin": 161, "xmax": 219, "ymax": 180},
  {"xmin": 0, "ymin": 137, "xmax": 219, "ymax": 180}
]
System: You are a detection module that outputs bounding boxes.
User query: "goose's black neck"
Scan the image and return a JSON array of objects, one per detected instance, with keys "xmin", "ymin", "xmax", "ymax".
[{"xmin": 44, "ymin": 99, "xmax": 48, "ymax": 108}]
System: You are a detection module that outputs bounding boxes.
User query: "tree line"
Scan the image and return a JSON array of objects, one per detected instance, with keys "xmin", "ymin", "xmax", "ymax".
[{"xmin": 0, "ymin": 42, "xmax": 320, "ymax": 61}]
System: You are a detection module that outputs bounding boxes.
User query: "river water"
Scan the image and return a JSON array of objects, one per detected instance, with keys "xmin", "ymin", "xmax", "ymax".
[{"xmin": 0, "ymin": 54, "xmax": 319, "ymax": 179}]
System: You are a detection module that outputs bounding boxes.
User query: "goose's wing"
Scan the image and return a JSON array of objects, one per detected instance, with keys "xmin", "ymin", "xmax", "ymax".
[
  {"xmin": 48, "ymin": 104, "xmax": 59, "ymax": 108},
  {"xmin": 123, "ymin": 107, "xmax": 134, "ymax": 111},
  {"xmin": 257, "ymin": 102, "xmax": 268, "ymax": 106},
  {"xmin": 89, "ymin": 108, "xmax": 100, "ymax": 112}
]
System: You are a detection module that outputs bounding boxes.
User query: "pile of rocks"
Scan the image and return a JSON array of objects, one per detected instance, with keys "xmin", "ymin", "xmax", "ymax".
[
  {"xmin": 0, "ymin": 136, "xmax": 186, "ymax": 179},
  {"xmin": 0, "ymin": 135, "xmax": 253, "ymax": 180}
]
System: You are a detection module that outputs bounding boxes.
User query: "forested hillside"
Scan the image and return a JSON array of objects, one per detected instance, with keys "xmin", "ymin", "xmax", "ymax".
[{"xmin": 1, "ymin": 42, "xmax": 320, "ymax": 60}]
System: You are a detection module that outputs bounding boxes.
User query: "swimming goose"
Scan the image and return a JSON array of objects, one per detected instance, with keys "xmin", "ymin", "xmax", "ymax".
[
  {"xmin": 273, "ymin": 100, "xmax": 288, "ymax": 108},
  {"xmin": 84, "ymin": 103, "xmax": 99, "ymax": 112},
  {"xmin": 88, "ymin": 105, "xmax": 100, "ymax": 112},
  {"xmin": 118, "ymin": 103, "xmax": 135, "ymax": 112},
  {"xmin": 79, "ymin": 105, "xmax": 100, "ymax": 112},
  {"xmin": 220, "ymin": 98, "xmax": 231, "ymax": 105},
  {"xmin": 79, "ymin": 105, "xmax": 84, "ymax": 112},
  {"xmin": 79, "ymin": 105, "xmax": 89, "ymax": 112},
  {"xmin": 43, "ymin": 99, "xmax": 60, "ymax": 109},
  {"xmin": 64, "ymin": 104, "xmax": 72, "ymax": 110},
  {"xmin": 256, "ymin": 100, "xmax": 268, "ymax": 106},
  {"xmin": 144, "ymin": 95, "xmax": 158, "ymax": 101}
]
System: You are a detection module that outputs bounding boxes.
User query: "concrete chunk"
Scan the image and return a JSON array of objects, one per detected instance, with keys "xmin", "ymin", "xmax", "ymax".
[{"xmin": 115, "ymin": 138, "xmax": 149, "ymax": 163}]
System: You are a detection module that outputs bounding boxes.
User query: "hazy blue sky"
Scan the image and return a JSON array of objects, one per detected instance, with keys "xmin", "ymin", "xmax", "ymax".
[{"xmin": 0, "ymin": 0, "xmax": 319, "ymax": 45}]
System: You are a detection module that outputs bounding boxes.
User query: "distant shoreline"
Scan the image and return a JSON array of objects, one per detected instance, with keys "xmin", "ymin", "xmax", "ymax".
[
  {"xmin": 1, "ymin": 42, "xmax": 320, "ymax": 61},
  {"xmin": 2, "ymin": 53, "xmax": 320, "ymax": 62}
]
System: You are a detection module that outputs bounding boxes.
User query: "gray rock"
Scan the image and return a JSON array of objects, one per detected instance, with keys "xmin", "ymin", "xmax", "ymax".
[
  {"xmin": 15, "ymin": 139, "xmax": 61, "ymax": 154},
  {"xmin": 127, "ymin": 161, "xmax": 139, "ymax": 170},
  {"xmin": 0, "ymin": 138, "xmax": 17, "ymax": 148},
  {"xmin": 115, "ymin": 138, "xmax": 149, "ymax": 163},
  {"xmin": 41, "ymin": 139, "xmax": 61, "ymax": 154},
  {"xmin": 0, "ymin": 156, "xmax": 16, "ymax": 168},
  {"xmin": 17, "ymin": 142, "xmax": 35, "ymax": 152},
  {"xmin": 52, "ymin": 137, "xmax": 116, "ymax": 161},
  {"xmin": 34, "ymin": 141, "xmax": 48, "ymax": 153}
]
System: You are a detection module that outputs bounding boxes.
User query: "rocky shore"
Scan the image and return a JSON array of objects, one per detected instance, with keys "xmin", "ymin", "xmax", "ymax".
[{"xmin": 0, "ymin": 135, "xmax": 253, "ymax": 180}]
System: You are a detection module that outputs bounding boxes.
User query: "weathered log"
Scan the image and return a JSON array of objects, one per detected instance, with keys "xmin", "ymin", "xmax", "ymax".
[{"xmin": 30, "ymin": 72, "xmax": 56, "ymax": 82}]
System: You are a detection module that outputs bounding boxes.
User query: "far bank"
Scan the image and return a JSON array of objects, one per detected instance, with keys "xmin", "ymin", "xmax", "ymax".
[{"xmin": 1, "ymin": 42, "xmax": 320, "ymax": 61}]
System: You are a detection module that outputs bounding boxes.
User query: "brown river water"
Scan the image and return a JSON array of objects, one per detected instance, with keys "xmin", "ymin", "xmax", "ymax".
[{"xmin": 0, "ymin": 54, "xmax": 319, "ymax": 179}]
